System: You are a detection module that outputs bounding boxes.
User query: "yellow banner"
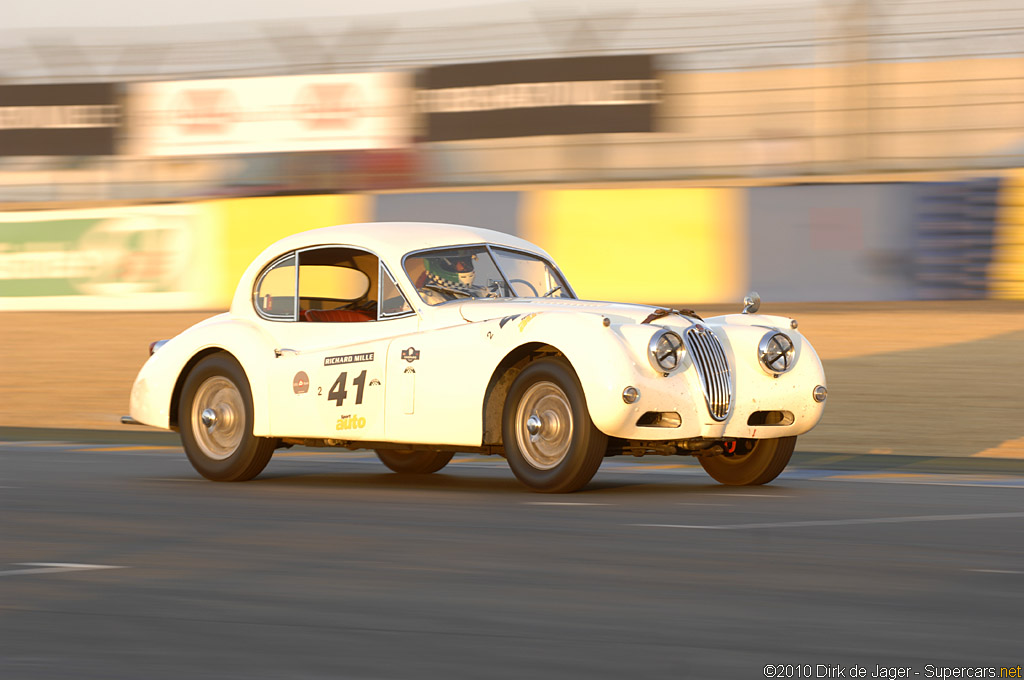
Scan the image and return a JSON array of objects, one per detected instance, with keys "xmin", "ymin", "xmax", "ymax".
[
  {"xmin": 520, "ymin": 188, "xmax": 746, "ymax": 304},
  {"xmin": 992, "ymin": 169, "xmax": 1024, "ymax": 300},
  {"xmin": 203, "ymin": 194, "xmax": 371, "ymax": 307}
]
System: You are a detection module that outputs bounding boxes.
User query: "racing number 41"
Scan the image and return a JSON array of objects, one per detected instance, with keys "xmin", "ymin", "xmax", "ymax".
[{"xmin": 328, "ymin": 370, "xmax": 367, "ymax": 407}]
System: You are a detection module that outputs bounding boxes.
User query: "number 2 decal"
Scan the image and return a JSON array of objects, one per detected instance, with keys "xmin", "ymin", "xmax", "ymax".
[{"xmin": 328, "ymin": 370, "xmax": 367, "ymax": 407}]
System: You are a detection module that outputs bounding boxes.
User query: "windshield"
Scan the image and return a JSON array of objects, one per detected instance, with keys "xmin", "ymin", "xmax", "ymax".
[{"xmin": 404, "ymin": 245, "xmax": 573, "ymax": 306}]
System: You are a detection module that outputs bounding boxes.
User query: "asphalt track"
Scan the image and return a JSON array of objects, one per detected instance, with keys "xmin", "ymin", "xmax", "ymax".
[{"xmin": 2, "ymin": 436, "xmax": 1022, "ymax": 680}]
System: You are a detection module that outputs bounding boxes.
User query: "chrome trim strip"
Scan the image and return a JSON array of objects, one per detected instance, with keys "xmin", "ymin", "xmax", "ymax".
[
  {"xmin": 684, "ymin": 325, "xmax": 732, "ymax": 421},
  {"xmin": 487, "ymin": 244, "xmax": 576, "ymax": 300},
  {"xmin": 253, "ymin": 252, "xmax": 299, "ymax": 322},
  {"xmin": 401, "ymin": 243, "xmax": 577, "ymax": 304},
  {"xmin": 253, "ymin": 245, "xmax": 422, "ymax": 323},
  {"xmin": 378, "ymin": 261, "xmax": 416, "ymax": 320}
]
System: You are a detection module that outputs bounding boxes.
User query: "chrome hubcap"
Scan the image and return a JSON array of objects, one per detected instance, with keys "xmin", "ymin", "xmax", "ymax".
[
  {"xmin": 526, "ymin": 415, "xmax": 542, "ymax": 436},
  {"xmin": 515, "ymin": 381, "xmax": 574, "ymax": 470},
  {"xmin": 191, "ymin": 377, "xmax": 244, "ymax": 461}
]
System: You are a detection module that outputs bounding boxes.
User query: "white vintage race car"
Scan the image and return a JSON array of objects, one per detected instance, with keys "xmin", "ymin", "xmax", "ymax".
[{"xmin": 125, "ymin": 222, "xmax": 827, "ymax": 493}]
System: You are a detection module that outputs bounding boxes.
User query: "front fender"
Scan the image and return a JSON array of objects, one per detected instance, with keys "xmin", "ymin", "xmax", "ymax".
[
  {"xmin": 502, "ymin": 310, "xmax": 826, "ymax": 441},
  {"xmin": 129, "ymin": 315, "xmax": 279, "ymax": 435},
  {"xmin": 496, "ymin": 311, "xmax": 683, "ymax": 438}
]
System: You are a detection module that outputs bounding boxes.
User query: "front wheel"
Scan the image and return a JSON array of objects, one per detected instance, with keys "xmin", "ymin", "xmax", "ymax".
[
  {"xmin": 375, "ymin": 449, "xmax": 454, "ymax": 474},
  {"xmin": 698, "ymin": 436, "xmax": 796, "ymax": 486},
  {"xmin": 179, "ymin": 353, "xmax": 275, "ymax": 482},
  {"xmin": 502, "ymin": 358, "xmax": 607, "ymax": 493}
]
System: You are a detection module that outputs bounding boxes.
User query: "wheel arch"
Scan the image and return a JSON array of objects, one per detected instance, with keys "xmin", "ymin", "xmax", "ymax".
[{"xmin": 481, "ymin": 342, "xmax": 569, "ymax": 446}]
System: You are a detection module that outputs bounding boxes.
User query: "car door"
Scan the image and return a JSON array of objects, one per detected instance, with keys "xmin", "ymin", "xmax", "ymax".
[{"xmin": 256, "ymin": 247, "xmax": 418, "ymax": 440}]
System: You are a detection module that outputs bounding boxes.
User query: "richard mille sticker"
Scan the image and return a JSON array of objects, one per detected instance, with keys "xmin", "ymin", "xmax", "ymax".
[{"xmin": 324, "ymin": 352, "xmax": 374, "ymax": 366}]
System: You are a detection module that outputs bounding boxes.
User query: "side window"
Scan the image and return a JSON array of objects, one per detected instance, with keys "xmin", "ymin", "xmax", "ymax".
[
  {"xmin": 379, "ymin": 264, "xmax": 413, "ymax": 317},
  {"xmin": 298, "ymin": 247, "xmax": 379, "ymax": 323},
  {"xmin": 253, "ymin": 253, "xmax": 297, "ymax": 320}
]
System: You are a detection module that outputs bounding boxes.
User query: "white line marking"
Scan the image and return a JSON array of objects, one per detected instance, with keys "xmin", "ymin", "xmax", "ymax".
[
  {"xmin": 692, "ymin": 493, "xmax": 795, "ymax": 498},
  {"xmin": 524, "ymin": 502, "xmax": 611, "ymax": 506},
  {"xmin": 967, "ymin": 569, "xmax": 1024, "ymax": 574},
  {"xmin": 143, "ymin": 478, "xmax": 204, "ymax": 483},
  {"xmin": 823, "ymin": 478, "xmax": 1024, "ymax": 489},
  {"xmin": 631, "ymin": 511, "xmax": 1024, "ymax": 531},
  {"xmin": 0, "ymin": 441, "xmax": 70, "ymax": 448},
  {"xmin": 67, "ymin": 451, "xmax": 177, "ymax": 457},
  {"xmin": 675, "ymin": 502, "xmax": 733, "ymax": 506},
  {"xmin": 719, "ymin": 493, "xmax": 794, "ymax": 498},
  {"xmin": 0, "ymin": 563, "xmax": 126, "ymax": 577}
]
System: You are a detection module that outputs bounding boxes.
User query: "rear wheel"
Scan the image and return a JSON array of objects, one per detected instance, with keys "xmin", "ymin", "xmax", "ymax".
[
  {"xmin": 698, "ymin": 436, "xmax": 796, "ymax": 485},
  {"xmin": 375, "ymin": 449, "xmax": 454, "ymax": 474},
  {"xmin": 179, "ymin": 353, "xmax": 274, "ymax": 482},
  {"xmin": 502, "ymin": 358, "xmax": 607, "ymax": 493}
]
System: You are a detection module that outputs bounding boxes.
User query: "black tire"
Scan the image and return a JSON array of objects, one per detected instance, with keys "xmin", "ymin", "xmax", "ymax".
[
  {"xmin": 178, "ymin": 353, "xmax": 275, "ymax": 482},
  {"xmin": 698, "ymin": 436, "xmax": 796, "ymax": 486},
  {"xmin": 375, "ymin": 449, "xmax": 455, "ymax": 474},
  {"xmin": 502, "ymin": 358, "xmax": 607, "ymax": 493}
]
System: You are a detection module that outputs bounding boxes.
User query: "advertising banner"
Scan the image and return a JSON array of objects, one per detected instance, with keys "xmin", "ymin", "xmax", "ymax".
[
  {"xmin": 0, "ymin": 195, "xmax": 368, "ymax": 311},
  {"xmin": 0, "ymin": 205, "xmax": 216, "ymax": 310},
  {"xmin": 128, "ymin": 73, "xmax": 411, "ymax": 157},
  {"xmin": 417, "ymin": 55, "xmax": 660, "ymax": 141},
  {"xmin": 207, "ymin": 193, "xmax": 369, "ymax": 305},
  {"xmin": 520, "ymin": 188, "xmax": 745, "ymax": 304},
  {"xmin": 0, "ymin": 83, "xmax": 122, "ymax": 156}
]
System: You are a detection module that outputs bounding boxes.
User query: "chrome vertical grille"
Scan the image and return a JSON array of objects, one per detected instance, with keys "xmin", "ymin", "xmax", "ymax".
[{"xmin": 684, "ymin": 325, "xmax": 732, "ymax": 421}]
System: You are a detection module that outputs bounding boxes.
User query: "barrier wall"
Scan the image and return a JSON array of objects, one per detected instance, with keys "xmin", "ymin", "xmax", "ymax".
[
  {"xmin": 0, "ymin": 195, "xmax": 369, "ymax": 311},
  {"xmin": 0, "ymin": 204, "xmax": 219, "ymax": 311},
  {"xmin": 746, "ymin": 184, "xmax": 921, "ymax": 302},
  {"xmin": 519, "ymin": 188, "xmax": 745, "ymax": 304},
  {"xmin": 204, "ymin": 194, "xmax": 370, "ymax": 304},
  {"xmin": 3, "ymin": 176, "xmax": 1024, "ymax": 310},
  {"xmin": 993, "ymin": 169, "xmax": 1024, "ymax": 300},
  {"xmin": 373, "ymin": 191, "xmax": 521, "ymax": 237}
]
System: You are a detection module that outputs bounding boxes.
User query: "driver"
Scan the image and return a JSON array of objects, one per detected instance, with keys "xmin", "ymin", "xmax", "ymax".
[{"xmin": 420, "ymin": 255, "xmax": 480, "ymax": 303}]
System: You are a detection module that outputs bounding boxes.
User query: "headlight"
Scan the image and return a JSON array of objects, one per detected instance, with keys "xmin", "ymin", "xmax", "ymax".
[
  {"xmin": 758, "ymin": 331, "xmax": 795, "ymax": 376},
  {"xmin": 648, "ymin": 329, "xmax": 684, "ymax": 373}
]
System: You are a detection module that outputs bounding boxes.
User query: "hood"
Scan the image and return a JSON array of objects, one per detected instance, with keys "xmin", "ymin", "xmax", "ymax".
[{"xmin": 456, "ymin": 298, "xmax": 665, "ymax": 325}]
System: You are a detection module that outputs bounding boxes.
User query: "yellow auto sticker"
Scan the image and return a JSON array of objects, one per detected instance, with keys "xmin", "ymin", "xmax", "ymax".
[{"xmin": 336, "ymin": 415, "xmax": 367, "ymax": 431}]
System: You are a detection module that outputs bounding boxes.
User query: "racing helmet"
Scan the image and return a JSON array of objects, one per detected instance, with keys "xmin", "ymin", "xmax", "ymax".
[{"xmin": 426, "ymin": 255, "xmax": 476, "ymax": 286}]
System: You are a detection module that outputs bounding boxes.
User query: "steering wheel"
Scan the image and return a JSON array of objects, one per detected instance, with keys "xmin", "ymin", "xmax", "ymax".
[{"xmin": 508, "ymin": 278, "xmax": 539, "ymax": 297}]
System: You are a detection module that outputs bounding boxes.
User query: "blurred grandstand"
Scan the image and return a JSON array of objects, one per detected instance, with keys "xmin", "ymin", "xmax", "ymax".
[{"xmin": 3, "ymin": 0, "xmax": 1024, "ymax": 203}]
